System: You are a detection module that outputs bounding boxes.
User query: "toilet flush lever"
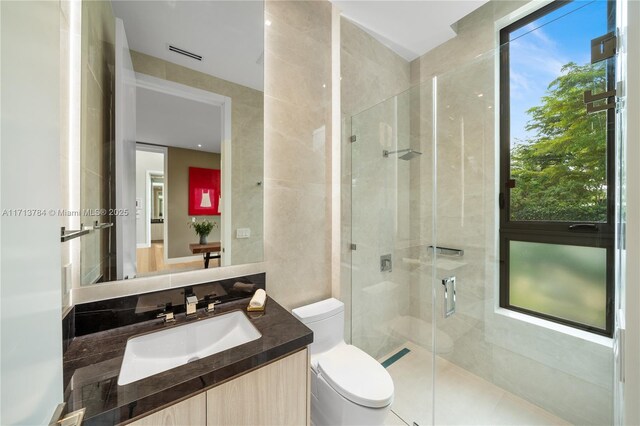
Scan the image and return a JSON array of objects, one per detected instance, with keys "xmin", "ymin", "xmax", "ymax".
[{"xmin": 442, "ymin": 276, "xmax": 456, "ymax": 318}]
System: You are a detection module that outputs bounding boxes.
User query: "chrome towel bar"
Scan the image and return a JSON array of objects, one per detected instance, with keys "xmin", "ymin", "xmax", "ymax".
[{"xmin": 428, "ymin": 246, "xmax": 464, "ymax": 257}]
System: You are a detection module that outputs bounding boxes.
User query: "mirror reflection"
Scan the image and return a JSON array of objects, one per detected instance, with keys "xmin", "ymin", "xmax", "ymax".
[
  {"xmin": 150, "ymin": 176, "xmax": 163, "ymax": 221},
  {"xmin": 78, "ymin": 0, "xmax": 264, "ymax": 285}
]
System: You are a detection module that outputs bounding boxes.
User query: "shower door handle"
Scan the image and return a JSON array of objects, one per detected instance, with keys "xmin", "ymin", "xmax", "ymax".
[{"xmin": 442, "ymin": 276, "xmax": 456, "ymax": 318}]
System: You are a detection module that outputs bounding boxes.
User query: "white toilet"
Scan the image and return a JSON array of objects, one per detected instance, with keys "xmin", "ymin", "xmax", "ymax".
[{"xmin": 292, "ymin": 298, "xmax": 394, "ymax": 426}]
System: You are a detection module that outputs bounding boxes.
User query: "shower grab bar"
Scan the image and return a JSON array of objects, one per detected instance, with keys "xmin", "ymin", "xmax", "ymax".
[{"xmin": 428, "ymin": 246, "xmax": 464, "ymax": 257}]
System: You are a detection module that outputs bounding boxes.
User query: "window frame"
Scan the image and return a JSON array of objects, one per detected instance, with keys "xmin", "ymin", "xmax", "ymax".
[{"xmin": 499, "ymin": 0, "xmax": 616, "ymax": 337}]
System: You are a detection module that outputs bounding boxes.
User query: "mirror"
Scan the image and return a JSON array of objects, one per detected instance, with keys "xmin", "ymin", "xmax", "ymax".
[
  {"xmin": 77, "ymin": 0, "xmax": 264, "ymax": 285},
  {"xmin": 151, "ymin": 176, "xmax": 164, "ymax": 221}
]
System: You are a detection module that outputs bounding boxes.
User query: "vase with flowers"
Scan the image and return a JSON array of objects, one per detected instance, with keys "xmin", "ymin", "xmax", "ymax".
[{"xmin": 189, "ymin": 218, "xmax": 217, "ymax": 244}]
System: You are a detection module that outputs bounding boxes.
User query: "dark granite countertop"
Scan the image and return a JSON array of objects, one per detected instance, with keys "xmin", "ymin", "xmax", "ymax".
[{"xmin": 63, "ymin": 297, "xmax": 312, "ymax": 425}]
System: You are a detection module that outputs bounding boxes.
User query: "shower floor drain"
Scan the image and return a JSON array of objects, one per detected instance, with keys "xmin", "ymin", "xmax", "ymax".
[{"xmin": 380, "ymin": 347, "xmax": 410, "ymax": 368}]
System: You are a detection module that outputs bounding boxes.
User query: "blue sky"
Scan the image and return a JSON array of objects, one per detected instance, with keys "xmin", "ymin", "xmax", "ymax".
[{"xmin": 508, "ymin": 0, "xmax": 609, "ymax": 144}]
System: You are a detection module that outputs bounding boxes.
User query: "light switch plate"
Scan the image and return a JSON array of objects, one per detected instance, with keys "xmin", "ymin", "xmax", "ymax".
[{"xmin": 236, "ymin": 228, "xmax": 251, "ymax": 239}]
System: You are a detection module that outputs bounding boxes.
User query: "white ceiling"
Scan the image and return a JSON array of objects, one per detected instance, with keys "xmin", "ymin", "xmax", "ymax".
[
  {"xmin": 136, "ymin": 87, "xmax": 222, "ymax": 153},
  {"xmin": 332, "ymin": 0, "xmax": 489, "ymax": 61},
  {"xmin": 112, "ymin": 1, "xmax": 264, "ymax": 91}
]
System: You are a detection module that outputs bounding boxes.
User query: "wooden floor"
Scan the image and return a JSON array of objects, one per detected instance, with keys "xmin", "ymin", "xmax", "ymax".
[{"xmin": 136, "ymin": 242, "xmax": 218, "ymax": 275}]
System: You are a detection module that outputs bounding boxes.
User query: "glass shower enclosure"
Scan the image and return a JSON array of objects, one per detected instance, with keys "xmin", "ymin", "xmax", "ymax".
[{"xmin": 348, "ymin": 2, "xmax": 624, "ymax": 424}]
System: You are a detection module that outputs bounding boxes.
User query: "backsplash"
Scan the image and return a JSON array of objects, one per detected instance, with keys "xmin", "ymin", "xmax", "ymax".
[{"xmin": 70, "ymin": 273, "xmax": 266, "ymax": 338}]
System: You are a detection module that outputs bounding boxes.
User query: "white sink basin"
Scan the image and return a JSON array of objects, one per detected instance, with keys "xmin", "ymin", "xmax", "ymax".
[{"xmin": 118, "ymin": 310, "xmax": 261, "ymax": 385}]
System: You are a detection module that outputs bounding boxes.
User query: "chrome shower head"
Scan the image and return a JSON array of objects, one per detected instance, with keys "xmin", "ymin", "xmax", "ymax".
[
  {"xmin": 398, "ymin": 149, "xmax": 422, "ymax": 160},
  {"xmin": 383, "ymin": 148, "xmax": 423, "ymax": 160}
]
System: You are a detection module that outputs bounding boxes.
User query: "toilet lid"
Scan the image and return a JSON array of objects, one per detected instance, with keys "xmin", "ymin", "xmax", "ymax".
[{"xmin": 317, "ymin": 345, "xmax": 394, "ymax": 408}]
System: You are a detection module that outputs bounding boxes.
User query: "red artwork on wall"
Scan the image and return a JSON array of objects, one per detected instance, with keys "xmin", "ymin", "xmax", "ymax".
[{"xmin": 188, "ymin": 167, "xmax": 220, "ymax": 216}]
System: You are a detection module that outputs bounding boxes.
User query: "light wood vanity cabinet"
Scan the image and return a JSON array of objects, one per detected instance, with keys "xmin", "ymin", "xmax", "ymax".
[
  {"xmin": 128, "ymin": 393, "xmax": 207, "ymax": 426},
  {"xmin": 207, "ymin": 347, "xmax": 308, "ymax": 426},
  {"xmin": 128, "ymin": 348, "xmax": 309, "ymax": 426}
]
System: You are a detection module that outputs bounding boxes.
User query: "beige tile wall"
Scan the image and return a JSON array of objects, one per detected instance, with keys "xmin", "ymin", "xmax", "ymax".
[{"xmin": 263, "ymin": 0, "xmax": 334, "ymax": 310}]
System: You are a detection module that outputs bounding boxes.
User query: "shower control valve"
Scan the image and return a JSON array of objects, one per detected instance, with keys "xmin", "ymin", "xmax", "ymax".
[{"xmin": 380, "ymin": 254, "xmax": 392, "ymax": 272}]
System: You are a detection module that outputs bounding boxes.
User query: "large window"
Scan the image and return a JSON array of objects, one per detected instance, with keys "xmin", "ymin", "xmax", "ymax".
[{"xmin": 499, "ymin": 0, "xmax": 616, "ymax": 336}]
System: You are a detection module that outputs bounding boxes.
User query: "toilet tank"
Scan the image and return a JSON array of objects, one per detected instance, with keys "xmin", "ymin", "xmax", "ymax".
[{"xmin": 292, "ymin": 298, "xmax": 344, "ymax": 356}]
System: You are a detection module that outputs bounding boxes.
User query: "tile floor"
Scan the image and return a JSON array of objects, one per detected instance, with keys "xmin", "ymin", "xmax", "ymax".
[{"xmin": 382, "ymin": 342, "xmax": 571, "ymax": 426}]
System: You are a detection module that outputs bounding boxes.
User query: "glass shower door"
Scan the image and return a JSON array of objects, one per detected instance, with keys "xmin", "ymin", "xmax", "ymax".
[
  {"xmin": 430, "ymin": 50, "xmax": 508, "ymax": 425},
  {"xmin": 350, "ymin": 83, "xmax": 435, "ymax": 426}
]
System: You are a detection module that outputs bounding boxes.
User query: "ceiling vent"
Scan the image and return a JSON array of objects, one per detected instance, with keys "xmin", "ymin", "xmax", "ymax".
[{"xmin": 168, "ymin": 45, "xmax": 202, "ymax": 61}]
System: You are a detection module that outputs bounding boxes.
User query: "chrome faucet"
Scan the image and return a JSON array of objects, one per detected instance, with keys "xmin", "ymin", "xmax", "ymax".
[
  {"xmin": 186, "ymin": 295, "xmax": 199, "ymax": 317},
  {"xmin": 157, "ymin": 303, "xmax": 175, "ymax": 323},
  {"xmin": 205, "ymin": 296, "xmax": 222, "ymax": 313}
]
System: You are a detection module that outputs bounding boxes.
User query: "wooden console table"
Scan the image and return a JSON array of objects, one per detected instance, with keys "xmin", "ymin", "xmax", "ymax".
[{"xmin": 189, "ymin": 242, "xmax": 222, "ymax": 268}]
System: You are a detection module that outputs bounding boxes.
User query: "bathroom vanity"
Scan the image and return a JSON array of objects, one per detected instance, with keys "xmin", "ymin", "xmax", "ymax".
[
  {"xmin": 62, "ymin": 281, "xmax": 313, "ymax": 425},
  {"xmin": 128, "ymin": 349, "xmax": 308, "ymax": 426}
]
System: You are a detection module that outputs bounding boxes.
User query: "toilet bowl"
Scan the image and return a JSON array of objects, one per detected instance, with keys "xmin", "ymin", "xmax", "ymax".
[{"xmin": 293, "ymin": 298, "xmax": 394, "ymax": 426}]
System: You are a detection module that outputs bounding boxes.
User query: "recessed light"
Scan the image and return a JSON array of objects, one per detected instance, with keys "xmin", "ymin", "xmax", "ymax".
[
  {"xmin": 477, "ymin": 93, "xmax": 484, "ymax": 98},
  {"xmin": 322, "ymin": 84, "xmax": 326, "ymax": 88},
  {"xmin": 265, "ymin": 19, "xmax": 272, "ymax": 26},
  {"xmin": 198, "ymin": 144, "xmax": 202, "ymax": 148}
]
